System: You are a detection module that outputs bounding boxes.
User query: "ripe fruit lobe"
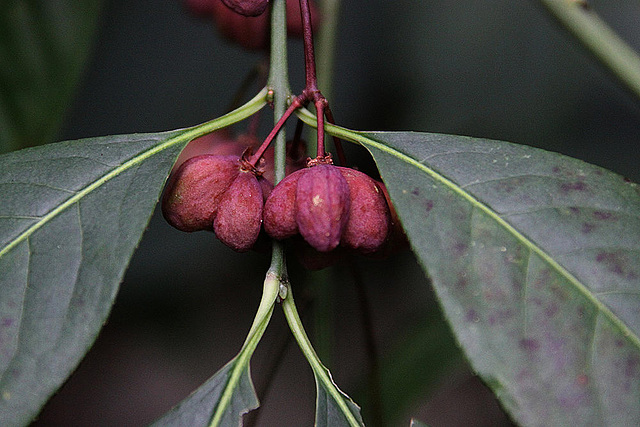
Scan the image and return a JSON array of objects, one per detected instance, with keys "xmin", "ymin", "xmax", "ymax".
[{"xmin": 295, "ymin": 164, "xmax": 350, "ymax": 252}]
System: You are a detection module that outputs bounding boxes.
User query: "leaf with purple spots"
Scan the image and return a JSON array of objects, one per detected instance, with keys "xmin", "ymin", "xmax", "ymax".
[{"xmin": 299, "ymin": 112, "xmax": 640, "ymax": 426}]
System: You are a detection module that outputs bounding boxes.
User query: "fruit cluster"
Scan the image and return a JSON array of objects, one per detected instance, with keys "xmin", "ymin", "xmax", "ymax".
[
  {"xmin": 161, "ymin": 151, "xmax": 272, "ymax": 252},
  {"xmin": 263, "ymin": 160, "xmax": 390, "ymax": 254},
  {"xmin": 162, "ymin": 136, "xmax": 403, "ymax": 266},
  {"xmin": 184, "ymin": 0, "xmax": 321, "ymax": 50},
  {"xmin": 166, "ymin": 0, "xmax": 406, "ymax": 267}
]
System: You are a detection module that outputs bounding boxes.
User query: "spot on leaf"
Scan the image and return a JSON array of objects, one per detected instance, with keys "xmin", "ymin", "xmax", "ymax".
[
  {"xmin": 596, "ymin": 251, "xmax": 637, "ymax": 278},
  {"xmin": 519, "ymin": 338, "xmax": 540, "ymax": 352},
  {"xmin": 560, "ymin": 181, "xmax": 588, "ymax": 194}
]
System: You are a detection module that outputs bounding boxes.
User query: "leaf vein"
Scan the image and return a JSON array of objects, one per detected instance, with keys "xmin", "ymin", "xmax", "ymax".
[
  {"xmin": 502, "ymin": 206, "xmax": 640, "ymax": 220},
  {"xmin": 586, "ymin": 312, "xmax": 604, "ymax": 423},
  {"xmin": 0, "ymin": 181, "xmax": 76, "ymax": 195},
  {"xmin": 0, "ymin": 88, "xmax": 268, "ymax": 262},
  {"xmin": 312, "ymin": 124, "xmax": 640, "ymax": 351}
]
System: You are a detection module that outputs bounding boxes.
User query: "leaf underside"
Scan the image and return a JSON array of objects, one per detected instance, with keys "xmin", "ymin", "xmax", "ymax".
[
  {"xmin": 0, "ymin": 130, "xmax": 186, "ymax": 426},
  {"xmin": 151, "ymin": 358, "xmax": 259, "ymax": 427},
  {"xmin": 353, "ymin": 131, "xmax": 640, "ymax": 426}
]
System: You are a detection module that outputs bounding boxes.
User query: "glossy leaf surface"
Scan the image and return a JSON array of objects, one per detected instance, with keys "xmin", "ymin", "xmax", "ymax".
[
  {"xmin": 0, "ymin": 130, "xmax": 188, "ymax": 425},
  {"xmin": 310, "ymin": 119, "xmax": 640, "ymax": 426},
  {"xmin": 0, "ymin": 0, "xmax": 103, "ymax": 153}
]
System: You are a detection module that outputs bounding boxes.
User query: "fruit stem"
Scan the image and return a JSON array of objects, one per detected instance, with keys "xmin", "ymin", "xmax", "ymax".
[
  {"xmin": 300, "ymin": 0, "xmax": 318, "ymax": 94},
  {"xmin": 324, "ymin": 105, "xmax": 347, "ymax": 165},
  {"xmin": 299, "ymin": 0, "xmax": 333, "ymax": 160},
  {"xmin": 248, "ymin": 0, "xmax": 344, "ymax": 168},
  {"xmin": 247, "ymin": 96, "xmax": 303, "ymax": 167}
]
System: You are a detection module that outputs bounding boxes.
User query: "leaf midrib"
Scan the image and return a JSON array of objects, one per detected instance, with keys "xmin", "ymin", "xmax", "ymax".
[
  {"xmin": 361, "ymin": 130, "xmax": 640, "ymax": 349},
  {"xmin": 0, "ymin": 132, "xmax": 181, "ymax": 260},
  {"xmin": 0, "ymin": 88, "xmax": 269, "ymax": 261},
  {"xmin": 294, "ymin": 108, "xmax": 640, "ymax": 351}
]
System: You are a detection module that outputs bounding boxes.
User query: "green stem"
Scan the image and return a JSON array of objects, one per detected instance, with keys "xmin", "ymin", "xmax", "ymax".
[
  {"xmin": 281, "ymin": 285, "xmax": 362, "ymax": 427},
  {"xmin": 316, "ymin": 0, "xmax": 341, "ymax": 101},
  {"xmin": 209, "ymin": 271, "xmax": 280, "ymax": 427},
  {"xmin": 185, "ymin": 87, "xmax": 269, "ymax": 141},
  {"xmin": 538, "ymin": 0, "xmax": 640, "ymax": 101},
  {"xmin": 312, "ymin": 269, "xmax": 334, "ymax": 366},
  {"xmin": 268, "ymin": 0, "xmax": 293, "ymax": 184},
  {"xmin": 209, "ymin": 2, "xmax": 295, "ymax": 422}
]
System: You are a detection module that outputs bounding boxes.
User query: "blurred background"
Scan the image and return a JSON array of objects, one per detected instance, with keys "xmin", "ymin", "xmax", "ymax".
[{"xmin": 3, "ymin": 0, "xmax": 640, "ymax": 425}]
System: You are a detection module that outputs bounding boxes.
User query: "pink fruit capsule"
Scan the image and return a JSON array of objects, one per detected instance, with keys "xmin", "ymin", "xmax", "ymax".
[
  {"xmin": 213, "ymin": 171, "xmax": 265, "ymax": 252},
  {"xmin": 338, "ymin": 167, "xmax": 390, "ymax": 253},
  {"xmin": 295, "ymin": 164, "xmax": 350, "ymax": 252},
  {"xmin": 162, "ymin": 155, "xmax": 240, "ymax": 232},
  {"xmin": 263, "ymin": 168, "xmax": 304, "ymax": 240}
]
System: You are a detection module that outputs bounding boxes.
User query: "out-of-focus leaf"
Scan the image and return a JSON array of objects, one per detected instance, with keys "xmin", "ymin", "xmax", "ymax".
[
  {"xmin": 378, "ymin": 316, "xmax": 462, "ymax": 424},
  {"xmin": 0, "ymin": 0, "xmax": 103, "ymax": 153},
  {"xmin": 338, "ymin": 129, "xmax": 640, "ymax": 426},
  {"xmin": 151, "ymin": 359, "xmax": 258, "ymax": 427}
]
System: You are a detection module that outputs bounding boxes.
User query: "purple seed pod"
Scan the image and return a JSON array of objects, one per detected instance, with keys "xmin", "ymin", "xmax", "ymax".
[
  {"xmin": 221, "ymin": 0, "xmax": 269, "ymax": 17},
  {"xmin": 295, "ymin": 164, "xmax": 350, "ymax": 252},
  {"xmin": 162, "ymin": 154, "xmax": 240, "ymax": 232},
  {"xmin": 263, "ymin": 168, "xmax": 304, "ymax": 240},
  {"xmin": 258, "ymin": 175, "xmax": 273, "ymax": 201},
  {"xmin": 338, "ymin": 167, "xmax": 391, "ymax": 253},
  {"xmin": 213, "ymin": 171, "xmax": 264, "ymax": 252}
]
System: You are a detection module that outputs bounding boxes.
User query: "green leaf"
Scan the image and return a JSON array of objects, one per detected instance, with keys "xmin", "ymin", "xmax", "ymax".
[
  {"xmin": 0, "ymin": 0, "xmax": 103, "ymax": 153},
  {"xmin": 151, "ymin": 268, "xmax": 281, "ymax": 427},
  {"xmin": 151, "ymin": 359, "xmax": 258, "ymax": 427},
  {"xmin": 0, "ymin": 89, "xmax": 267, "ymax": 425},
  {"xmin": 281, "ymin": 284, "xmax": 364, "ymax": 427},
  {"xmin": 314, "ymin": 369, "xmax": 365, "ymax": 427},
  {"xmin": 326, "ymin": 126, "xmax": 640, "ymax": 426},
  {"xmin": 0, "ymin": 130, "xmax": 186, "ymax": 425}
]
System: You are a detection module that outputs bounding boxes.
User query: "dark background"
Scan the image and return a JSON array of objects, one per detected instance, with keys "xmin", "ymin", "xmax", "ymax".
[{"xmin": 20, "ymin": 0, "xmax": 640, "ymax": 425}]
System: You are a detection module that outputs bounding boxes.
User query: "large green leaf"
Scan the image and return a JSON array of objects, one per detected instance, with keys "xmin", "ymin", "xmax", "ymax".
[
  {"xmin": 0, "ymin": 130, "xmax": 184, "ymax": 425},
  {"xmin": 0, "ymin": 0, "xmax": 103, "ymax": 153},
  {"xmin": 334, "ymin": 129, "xmax": 640, "ymax": 426},
  {"xmin": 0, "ymin": 91, "xmax": 266, "ymax": 426}
]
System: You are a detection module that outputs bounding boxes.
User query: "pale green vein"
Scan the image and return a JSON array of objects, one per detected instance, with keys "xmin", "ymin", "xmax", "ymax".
[
  {"xmin": 295, "ymin": 107, "xmax": 640, "ymax": 350},
  {"xmin": 0, "ymin": 88, "xmax": 268, "ymax": 261}
]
